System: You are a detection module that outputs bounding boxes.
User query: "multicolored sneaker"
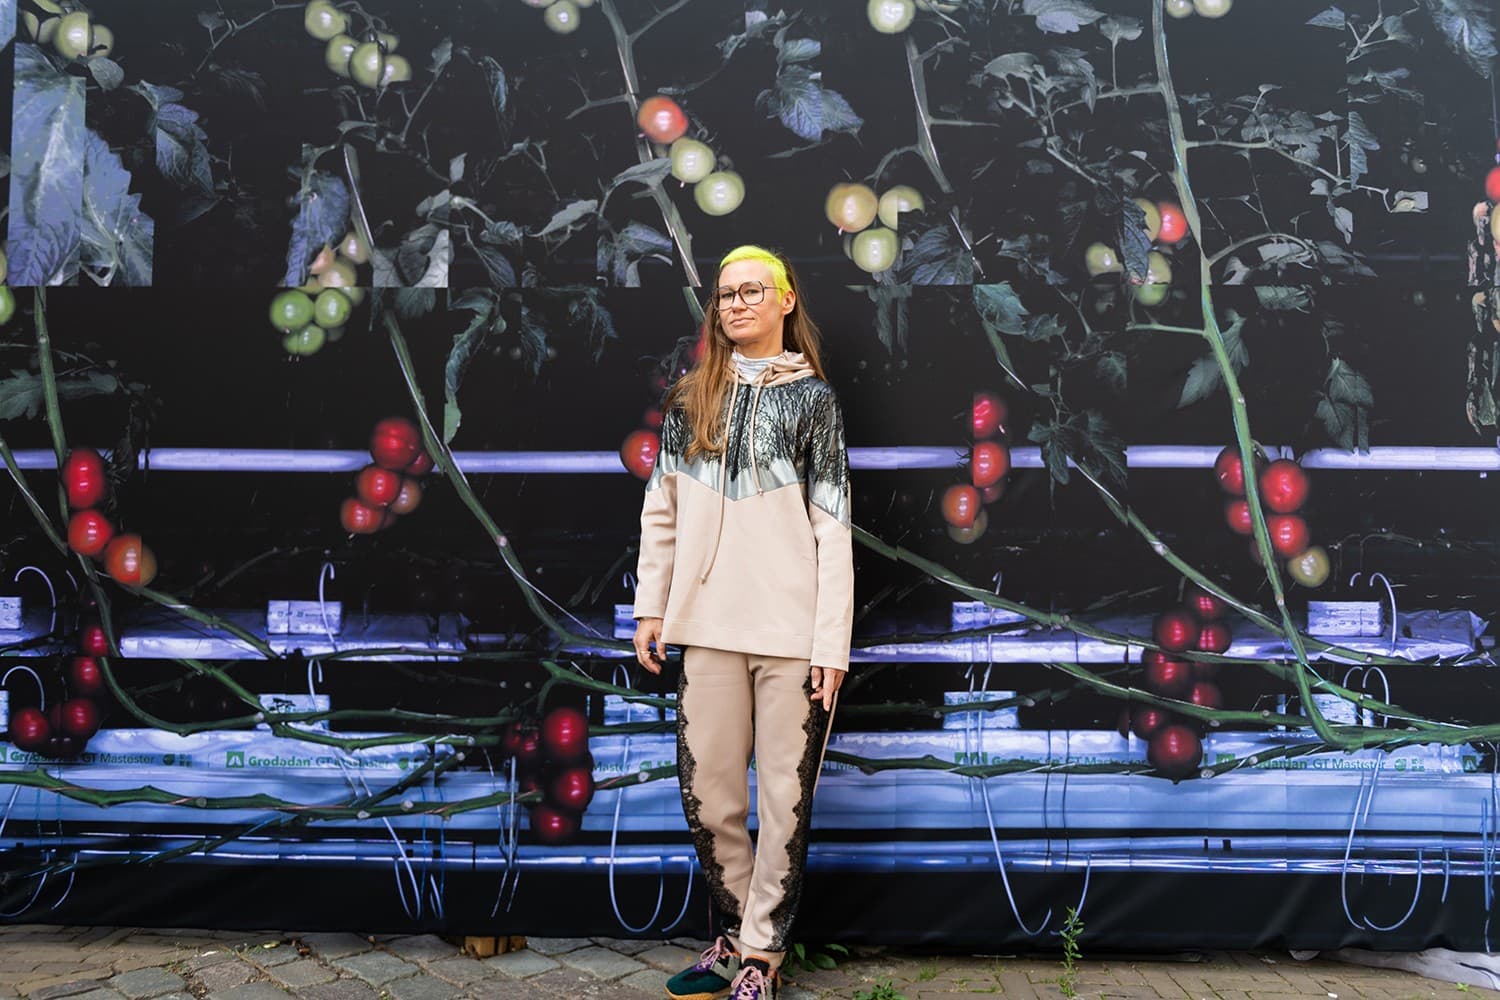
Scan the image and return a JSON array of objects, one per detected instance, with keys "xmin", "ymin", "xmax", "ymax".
[
  {"xmin": 665, "ymin": 936, "xmax": 741, "ymax": 1000},
  {"xmin": 728, "ymin": 958, "xmax": 779, "ymax": 1000}
]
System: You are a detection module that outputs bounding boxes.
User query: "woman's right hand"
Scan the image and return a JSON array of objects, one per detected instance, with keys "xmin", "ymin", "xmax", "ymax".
[{"xmin": 634, "ymin": 618, "xmax": 666, "ymax": 674}]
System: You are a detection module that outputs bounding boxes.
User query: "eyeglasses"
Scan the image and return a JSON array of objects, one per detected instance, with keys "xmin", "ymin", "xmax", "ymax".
[{"xmin": 710, "ymin": 281, "xmax": 783, "ymax": 310}]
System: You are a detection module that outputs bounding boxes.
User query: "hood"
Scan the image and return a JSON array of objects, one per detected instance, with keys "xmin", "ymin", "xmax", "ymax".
[{"xmin": 729, "ymin": 350, "xmax": 818, "ymax": 387}]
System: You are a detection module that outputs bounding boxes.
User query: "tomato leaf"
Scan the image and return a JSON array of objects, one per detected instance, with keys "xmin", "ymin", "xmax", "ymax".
[
  {"xmin": 973, "ymin": 282, "xmax": 1029, "ymax": 336},
  {"xmin": 598, "ymin": 221, "xmax": 671, "ymax": 286},
  {"xmin": 1344, "ymin": 111, "xmax": 1378, "ymax": 188},
  {"xmin": 1095, "ymin": 351, "xmax": 1126, "ymax": 391},
  {"xmin": 0, "ymin": 0, "xmax": 13, "ymax": 50},
  {"xmin": 534, "ymin": 198, "xmax": 597, "ymax": 239},
  {"xmin": 1118, "ymin": 199, "xmax": 1152, "ymax": 283},
  {"xmin": 444, "ymin": 303, "xmax": 495, "ymax": 445},
  {"xmin": 1097, "ymin": 16, "xmax": 1142, "ymax": 44},
  {"xmin": 1177, "ymin": 312, "xmax": 1249, "ymax": 408},
  {"xmin": 561, "ymin": 287, "xmax": 619, "ymax": 363},
  {"xmin": 416, "ymin": 229, "xmax": 451, "ymax": 288},
  {"xmin": 1421, "ymin": 0, "xmax": 1496, "ymax": 77},
  {"xmin": 983, "ymin": 52, "xmax": 1045, "ymax": 83},
  {"xmin": 1023, "ymin": 0, "xmax": 1105, "ymax": 34},
  {"xmin": 606, "ymin": 158, "xmax": 672, "ymax": 193},
  {"xmin": 85, "ymin": 56, "xmax": 123, "ymax": 92},
  {"xmin": 8, "ymin": 42, "xmax": 85, "ymax": 286},
  {"xmin": 1325, "ymin": 358, "xmax": 1374, "ymax": 407},
  {"xmin": 1028, "ymin": 419, "xmax": 1073, "ymax": 486},
  {"xmin": 132, "ymin": 82, "xmax": 215, "ymax": 199},
  {"xmin": 474, "ymin": 245, "xmax": 516, "ymax": 289},
  {"xmin": 757, "ymin": 66, "xmax": 862, "ymax": 142},
  {"xmin": 80, "ymin": 128, "xmax": 154, "ymax": 286},
  {"xmin": 903, "ymin": 226, "xmax": 973, "ymax": 285},
  {"xmin": 1254, "ymin": 286, "xmax": 1312, "ymax": 311},
  {"xmin": 1331, "ymin": 204, "xmax": 1354, "ymax": 243},
  {"xmin": 394, "ymin": 288, "xmax": 436, "ymax": 320},
  {"xmin": 281, "ymin": 169, "xmax": 349, "ymax": 287},
  {"xmin": 0, "ymin": 369, "xmax": 119, "ymax": 422},
  {"xmin": 776, "ymin": 37, "xmax": 820, "ymax": 65},
  {"xmin": 1307, "ymin": 6, "xmax": 1348, "ymax": 28}
]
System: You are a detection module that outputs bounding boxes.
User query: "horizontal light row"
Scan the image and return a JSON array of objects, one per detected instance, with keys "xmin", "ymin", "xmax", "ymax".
[{"xmin": 9, "ymin": 445, "xmax": 1500, "ymax": 474}]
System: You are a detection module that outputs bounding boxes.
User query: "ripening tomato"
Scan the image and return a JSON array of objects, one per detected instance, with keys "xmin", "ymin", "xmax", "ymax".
[
  {"xmin": 620, "ymin": 429, "xmax": 661, "ymax": 481},
  {"xmin": 979, "ymin": 481, "xmax": 1005, "ymax": 504},
  {"xmin": 1288, "ymin": 545, "xmax": 1331, "ymax": 588},
  {"xmin": 945, "ymin": 507, "xmax": 988, "ymax": 544},
  {"xmin": 1267, "ymin": 513, "xmax": 1310, "ymax": 558},
  {"xmin": 637, "ymin": 96, "xmax": 688, "ymax": 144},
  {"xmin": 1224, "ymin": 499, "xmax": 1253, "ymax": 536},
  {"xmin": 104, "ymin": 534, "xmax": 157, "ymax": 588},
  {"xmin": 405, "ymin": 450, "xmax": 434, "ymax": 477},
  {"xmin": 370, "ymin": 417, "xmax": 422, "ymax": 471},
  {"xmin": 972, "ymin": 392, "xmax": 1007, "ymax": 438},
  {"xmin": 1259, "ymin": 459, "xmax": 1310, "ymax": 513},
  {"xmin": 68, "ymin": 656, "xmax": 105, "ymax": 698},
  {"xmin": 970, "ymin": 441, "xmax": 1010, "ymax": 489},
  {"xmin": 1157, "ymin": 202, "xmax": 1188, "ymax": 243},
  {"xmin": 825, "ymin": 183, "xmax": 879, "ymax": 233},
  {"xmin": 389, "ymin": 477, "xmax": 423, "ymax": 515},
  {"xmin": 340, "ymin": 498, "xmax": 383, "ymax": 535},
  {"xmin": 941, "ymin": 484, "xmax": 980, "ymax": 529},
  {"xmin": 67, "ymin": 509, "xmax": 115, "ymax": 558},
  {"xmin": 62, "ymin": 448, "xmax": 108, "ymax": 509},
  {"xmin": 1153, "ymin": 610, "xmax": 1199, "ymax": 653},
  {"xmin": 1195, "ymin": 621, "xmax": 1232, "ymax": 654},
  {"xmin": 356, "ymin": 465, "xmax": 402, "ymax": 508}
]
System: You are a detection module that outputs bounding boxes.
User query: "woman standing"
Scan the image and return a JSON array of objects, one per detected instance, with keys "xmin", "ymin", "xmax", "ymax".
[{"xmin": 633, "ymin": 245, "xmax": 854, "ymax": 1000}]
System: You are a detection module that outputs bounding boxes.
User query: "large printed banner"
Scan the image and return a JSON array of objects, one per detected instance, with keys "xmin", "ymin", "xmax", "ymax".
[{"xmin": 1, "ymin": 0, "xmax": 1500, "ymax": 951}]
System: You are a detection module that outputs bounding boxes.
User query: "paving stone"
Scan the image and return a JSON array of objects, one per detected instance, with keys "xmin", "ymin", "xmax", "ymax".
[
  {"xmin": 296, "ymin": 935, "xmax": 372, "ymax": 960},
  {"xmin": 28, "ymin": 982, "xmax": 104, "ymax": 1000},
  {"xmin": 484, "ymin": 950, "xmax": 559, "ymax": 979},
  {"xmin": 192, "ymin": 961, "xmax": 257, "ymax": 993},
  {"xmin": 523, "ymin": 937, "xmax": 593, "ymax": 957},
  {"xmin": 332, "ymin": 952, "xmax": 420, "ymax": 987},
  {"xmin": 205, "ymin": 985, "xmax": 290, "ymax": 1000},
  {"xmin": 267, "ymin": 961, "xmax": 336, "ymax": 989},
  {"xmin": 452, "ymin": 979, "xmax": 546, "ymax": 1000},
  {"xmin": 384, "ymin": 975, "xmax": 461, "ymax": 1000},
  {"xmin": 423, "ymin": 958, "xmax": 490, "ymax": 987},
  {"xmin": 242, "ymin": 944, "xmax": 299, "ymax": 969},
  {"xmin": 633, "ymin": 944, "xmax": 697, "ymax": 973},
  {"xmin": 105, "ymin": 969, "xmax": 185, "ymax": 1000},
  {"xmin": 181, "ymin": 952, "xmax": 236, "ymax": 973},
  {"xmin": 618, "ymin": 968, "xmax": 668, "ymax": 995},
  {"xmin": 296, "ymin": 980, "xmax": 381, "ymax": 1000},
  {"xmin": 383, "ymin": 936, "xmax": 460, "ymax": 964},
  {"xmin": 524, "ymin": 969, "xmax": 655, "ymax": 998},
  {"xmin": 779, "ymin": 987, "xmax": 816, "ymax": 1000},
  {"xmin": 591, "ymin": 939, "xmax": 658, "ymax": 957},
  {"xmin": 555, "ymin": 946, "xmax": 648, "ymax": 980},
  {"xmin": 49, "ymin": 992, "xmax": 123, "ymax": 1000}
]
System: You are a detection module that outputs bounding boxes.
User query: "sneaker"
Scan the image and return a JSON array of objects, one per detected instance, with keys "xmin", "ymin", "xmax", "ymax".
[
  {"xmin": 728, "ymin": 958, "xmax": 779, "ymax": 1000},
  {"xmin": 665, "ymin": 936, "xmax": 741, "ymax": 1000}
]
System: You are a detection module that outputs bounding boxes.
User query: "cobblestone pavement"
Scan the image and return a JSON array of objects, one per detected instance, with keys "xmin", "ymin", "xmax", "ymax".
[{"xmin": 0, "ymin": 925, "xmax": 1494, "ymax": 1000}]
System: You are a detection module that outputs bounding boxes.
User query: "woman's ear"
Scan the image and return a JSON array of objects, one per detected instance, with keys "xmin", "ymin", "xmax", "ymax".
[{"xmin": 780, "ymin": 288, "xmax": 797, "ymax": 317}]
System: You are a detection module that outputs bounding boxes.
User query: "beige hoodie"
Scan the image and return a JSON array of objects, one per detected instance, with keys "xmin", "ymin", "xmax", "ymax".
[{"xmin": 633, "ymin": 351, "xmax": 854, "ymax": 671}]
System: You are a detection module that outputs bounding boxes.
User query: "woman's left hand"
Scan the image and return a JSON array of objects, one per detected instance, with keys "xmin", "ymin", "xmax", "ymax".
[{"xmin": 809, "ymin": 666, "xmax": 844, "ymax": 711}]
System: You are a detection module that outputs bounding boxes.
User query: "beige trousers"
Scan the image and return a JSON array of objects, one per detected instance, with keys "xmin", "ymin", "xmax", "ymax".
[{"xmin": 676, "ymin": 646, "xmax": 835, "ymax": 970}]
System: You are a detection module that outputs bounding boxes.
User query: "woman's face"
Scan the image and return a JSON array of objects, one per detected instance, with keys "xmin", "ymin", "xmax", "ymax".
[{"xmin": 715, "ymin": 259, "xmax": 795, "ymax": 356}]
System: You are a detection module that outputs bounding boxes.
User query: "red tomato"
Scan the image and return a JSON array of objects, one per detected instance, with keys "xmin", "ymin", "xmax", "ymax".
[
  {"xmin": 945, "ymin": 507, "xmax": 988, "ymax": 544},
  {"xmin": 530, "ymin": 803, "xmax": 581, "ymax": 844},
  {"xmin": 404, "ymin": 450, "xmax": 435, "ymax": 477},
  {"xmin": 541, "ymin": 706, "xmax": 590, "ymax": 762},
  {"xmin": 68, "ymin": 656, "xmax": 105, "ymax": 698},
  {"xmin": 637, "ymin": 96, "xmax": 688, "ymax": 144},
  {"xmin": 1131, "ymin": 706, "xmax": 1172, "ymax": 740},
  {"xmin": 369, "ymin": 417, "xmax": 422, "ymax": 471},
  {"xmin": 1147, "ymin": 724, "xmax": 1202, "ymax": 780},
  {"xmin": 1157, "ymin": 201, "xmax": 1188, "ymax": 243},
  {"xmin": 1267, "ymin": 513, "xmax": 1310, "ymax": 558},
  {"xmin": 1487, "ymin": 166, "xmax": 1500, "ymax": 202},
  {"xmin": 67, "ymin": 509, "xmax": 115, "ymax": 558},
  {"xmin": 970, "ymin": 441, "xmax": 1010, "ymax": 489},
  {"xmin": 620, "ymin": 429, "xmax": 661, "ymax": 481},
  {"xmin": 355, "ymin": 464, "xmax": 402, "ymax": 508},
  {"xmin": 548, "ymin": 765, "xmax": 596, "ymax": 812},
  {"xmin": 1224, "ymin": 499, "xmax": 1253, "ymax": 536},
  {"xmin": 79, "ymin": 622, "xmax": 109, "ymax": 656},
  {"xmin": 389, "ymin": 477, "xmax": 423, "ymax": 515},
  {"xmin": 1153, "ymin": 610, "xmax": 1199, "ymax": 653},
  {"xmin": 8, "ymin": 707, "xmax": 50, "ymax": 752},
  {"xmin": 340, "ymin": 497, "xmax": 383, "ymax": 535},
  {"xmin": 1195, "ymin": 621, "xmax": 1232, "ymax": 654},
  {"xmin": 1188, "ymin": 681, "xmax": 1222, "ymax": 711},
  {"xmin": 980, "ymin": 481, "xmax": 1006, "ymax": 504},
  {"xmin": 972, "ymin": 392, "xmax": 1007, "ymax": 439},
  {"xmin": 62, "ymin": 448, "xmax": 108, "ymax": 509},
  {"xmin": 104, "ymin": 534, "xmax": 157, "ymax": 587},
  {"xmin": 1212, "ymin": 445, "xmax": 1259, "ymax": 496},
  {"xmin": 1144, "ymin": 655, "xmax": 1192, "ymax": 697},
  {"xmin": 941, "ymin": 484, "xmax": 980, "ymax": 529},
  {"xmin": 642, "ymin": 407, "xmax": 665, "ymax": 430},
  {"xmin": 59, "ymin": 697, "xmax": 99, "ymax": 740},
  {"xmin": 1183, "ymin": 582, "xmax": 1227, "ymax": 621},
  {"xmin": 1259, "ymin": 459, "xmax": 1310, "ymax": 513}
]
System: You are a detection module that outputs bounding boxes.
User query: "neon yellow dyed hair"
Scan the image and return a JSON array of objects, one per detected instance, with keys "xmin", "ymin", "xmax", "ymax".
[{"xmin": 718, "ymin": 245, "xmax": 788, "ymax": 291}]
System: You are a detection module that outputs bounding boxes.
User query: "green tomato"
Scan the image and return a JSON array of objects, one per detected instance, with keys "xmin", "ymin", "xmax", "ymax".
[
  {"xmin": 877, "ymin": 185, "xmax": 925, "ymax": 229},
  {"xmin": 36, "ymin": 16, "xmax": 59, "ymax": 45},
  {"xmin": 0, "ymin": 288, "xmax": 15, "ymax": 326},
  {"xmin": 303, "ymin": 0, "xmax": 347, "ymax": 41},
  {"xmin": 694, "ymin": 171, "xmax": 745, "ymax": 216},
  {"xmin": 269, "ymin": 290, "xmax": 315, "ymax": 331},
  {"xmin": 20, "ymin": 12, "xmax": 38, "ymax": 40},
  {"xmin": 1165, "ymin": 0, "xmax": 1194, "ymax": 15},
  {"xmin": 825, "ymin": 183, "xmax": 878, "ymax": 233},
  {"xmin": 90, "ymin": 23, "xmax": 113, "ymax": 57},
  {"xmin": 669, "ymin": 139, "xmax": 715, "ymax": 184},
  {"xmin": 1133, "ymin": 197, "xmax": 1161, "ymax": 241},
  {"xmin": 340, "ymin": 285, "xmax": 367, "ymax": 307},
  {"xmin": 377, "ymin": 31, "xmax": 399, "ymax": 52},
  {"xmin": 1084, "ymin": 242, "xmax": 1121, "ymax": 276},
  {"xmin": 380, "ymin": 54, "xmax": 412, "ymax": 87},
  {"xmin": 325, "ymin": 34, "xmax": 357, "ymax": 77},
  {"xmin": 851, "ymin": 227, "xmax": 898, "ymax": 273},
  {"xmin": 319, "ymin": 259, "xmax": 358, "ymax": 288},
  {"xmin": 867, "ymin": 0, "xmax": 916, "ymax": 33},
  {"xmin": 339, "ymin": 232, "xmax": 369, "ymax": 265},
  {"xmin": 544, "ymin": 0, "xmax": 582, "ymax": 33},
  {"xmin": 1193, "ymin": 0, "xmax": 1231, "ymax": 15},
  {"xmin": 53, "ymin": 11, "xmax": 91, "ymax": 60},
  {"xmin": 283, "ymin": 325, "xmax": 326, "ymax": 356},
  {"xmin": 0, "ymin": 247, "xmax": 8, "ymax": 284},
  {"xmin": 313, "ymin": 288, "xmax": 353, "ymax": 329},
  {"xmin": 33, "ymin": 0, "xmax": 64, "ymax": 12},
  {"xmin": 1287, "ymin": 545, "xmax": 1330, "ymax": 588},
  {"xmin": 574, "ymin": 0, "xmax": 595, "ymax": 6},
  {"xmin": 1133, "ymin": 281, "xmax": 1169, "ymax": 306},
  {"xmin": 1145, "ymin": 250, "xmax": 1172, "ymax": 285},
  {"xmin": 349, "ymin": 41, "xmax": 385, "ymax": 88}
]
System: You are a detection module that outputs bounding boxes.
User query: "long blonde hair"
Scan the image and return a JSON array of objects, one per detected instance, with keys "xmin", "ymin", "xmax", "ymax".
[{"xmin": 667, "ymin": 246, "xmax": 827, "ymax": 461}]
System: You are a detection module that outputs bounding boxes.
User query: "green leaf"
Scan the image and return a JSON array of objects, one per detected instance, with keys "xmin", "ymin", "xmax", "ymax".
[
  {"xmin": 80, "ymin": 129, "xmax": 154, "ymax": 286},
  {"xmin": 1023, "ymin": 313, "xmax": 1066, "ymax": 342},
  {"xmin": 534, "ymin": 199, "xmax": 598, "ymax": 238},
  {"xmin": 1023, "ymin": 0, "xmax": 1105, "ymax": 34},
  {"xmin": 0, "ymin": 369, "xmax": 120, "ymax": 421},
  {"xmin": 8, "ymin": 43, "xmax": 85, "ymax": 285},
  {"xmin": 1345, "ymin": 111, "xmax": 1378, "ymax": 187},
  {"xmin": 1421, "ymin": 0, "xmax": 1496, "ymax": 77},
  {"xmin": 777, "ymin": 37, "xmax": 820, "ymax": 65},
  {"xmin": 443, "ymin": 307, "xmax": 494, "ymax": 445},
  {"xmin": 973, "ymin": 282, "xmax": 1029, "ymax": 336},
  {"xmin": 429, "ymin": 38, "xmax": 453, "ymax": 75},
  {"xmin": 395, "ymin": 288, "xmax": 436, "ymax": 320},
  {"xmin": 1326, "ymin": 357, "xmax": 1374, "ymax": 406},
  {"xmin": 1254, "ymin": 286, "xmax": 1312, "ymax": 311},
  {"xmin": 1095, "ymin": 350, "xmax": 1126, "ymax": 390},
  {"xmin": 905, "ymin": 226, "xmax": 974, "ymax": 285},
  {"xmin": 132, "ymin": 82, "xmax": 215, "ymax": 199},
  {"xmin": 1097, "ymin": 15, "xmax": 1142, "ymax": 43},
  {"xmin": 813, "ymin": 953, "xmax": 835, "ymax": 970},
  {"xmin": 1118, "ymin": 199, "xmax": 1152, "ymax": 283},
  {"xmin": 1315, "ymin": 396, "xmax": 1355, "ymax": 450},
  {"xmin": 86, "ymin": 57, "xmax": 124, "ymax": 91},
  {"xmin": 0, "ymin": 0, "xmax": 13, "ymax": 50},
  {"xmin": 607, "ymin": 158, "xmax": 672, "ymax": 193},
  {"xmin": 983, "ymin": 52, "xmax": 1045, "ymax": 83},
  {"xmin": 1177, "ymin": 312, "xmax": 1248, "ymax": 408},
  {"xmin": 282, "ymin": 169, "xmax": 349, "ymax": 286},
  {"xmin": 1307, "ymin": 6, "xmax": 1347, "ymax": 28}
]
